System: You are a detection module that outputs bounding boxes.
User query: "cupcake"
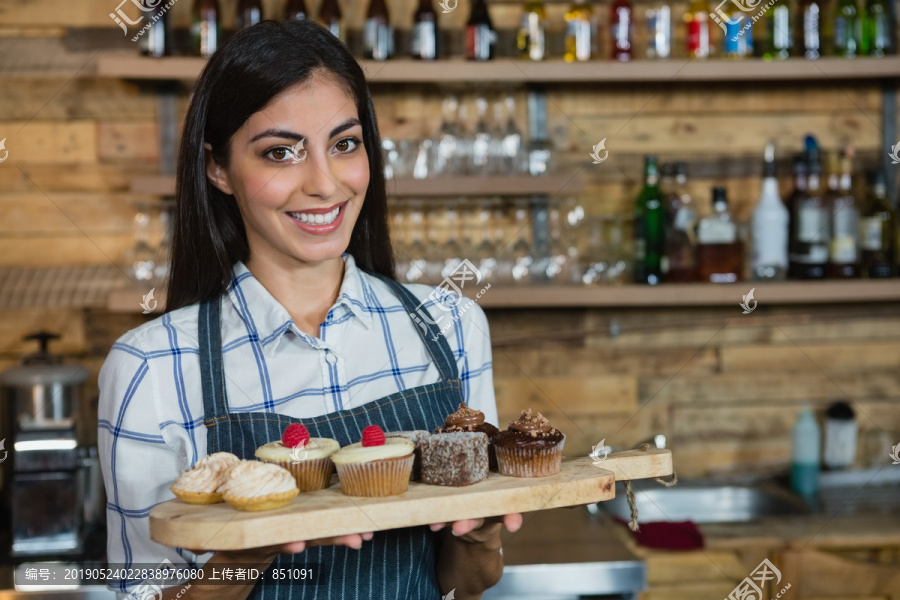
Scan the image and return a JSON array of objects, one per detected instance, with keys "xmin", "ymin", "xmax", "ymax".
[
  {"xmin": 332, "ymin": 425, "xmax": 415, "ymax": 497},
  {"xmin": 436, "ymin": 403, "xmax": 501, "ymax": 470},
  {"xmin": 255, "ymin": 423, "xmax": 340, "ymax": 492},
  {"xmin": 170, "ymin": 452, "xmax": 240, "ymax": 504},
  {"xmin": 419, "ymin": 431, "xmax": 489, "ymax": 486},
  {"xmin": 493, "ymin": 409, "xmax": 566, "ymax": 478},
  {"xmin": 385, "ymin": 430, "xmax": 430, "ymax": 480},
  {"xmin": 219, "ymin": 460, "xmax": 299, "ymax": 511}
]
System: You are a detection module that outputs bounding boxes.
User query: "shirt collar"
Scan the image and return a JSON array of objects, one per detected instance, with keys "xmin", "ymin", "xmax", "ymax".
[{"xmin": 225, "ymin": 254, "xmax": 374, "ymax": 357}]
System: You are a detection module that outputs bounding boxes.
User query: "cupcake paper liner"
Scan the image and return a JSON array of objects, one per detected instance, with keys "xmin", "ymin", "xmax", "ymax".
[
  {"xmin": 495, "ymin": 435, "xmax": 566, "ymax": 478},
  {"xmin": 258, "ymin": 456, "xmax": 335, "ymax": 492},
  {"xmin": 334, "ymin": 453, "xmax": 414, "ymax": 497}
]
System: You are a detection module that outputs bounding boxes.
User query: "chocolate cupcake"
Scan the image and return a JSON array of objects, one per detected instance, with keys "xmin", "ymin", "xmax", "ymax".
[
  {"xmin": 419, "ymin": 431, "xmax": 489, "ymax": 486},
  {"xmin": 493, "ymin": 409, "xmax": 565, "ymax": 477},
  {"xmin": 385, "ymin": 430, "xmax": 430, "ymax": 480},
  {"xmin": 436, "ymin": 403, "xmax": 501, "ymax": 470}
]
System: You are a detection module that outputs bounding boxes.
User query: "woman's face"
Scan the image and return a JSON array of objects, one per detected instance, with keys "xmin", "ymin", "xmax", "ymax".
[{"xmin": 207, "ymin": 72, "xmax": 368, "ymax": 268}]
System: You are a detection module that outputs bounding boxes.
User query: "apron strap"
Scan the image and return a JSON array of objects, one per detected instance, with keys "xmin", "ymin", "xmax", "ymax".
[
  {"xmin": 198, "ymin": 295, "xmax": 229, "ymax": 420},
  {"xmin": 370, "ymin": 273, "xmax": 460, "ymax": 383}
]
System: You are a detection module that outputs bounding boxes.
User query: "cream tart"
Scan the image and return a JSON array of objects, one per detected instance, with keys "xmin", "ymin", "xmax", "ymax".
[{"xmin": 170, "ymin": 452, "xmax": 240, "ymax": 504}]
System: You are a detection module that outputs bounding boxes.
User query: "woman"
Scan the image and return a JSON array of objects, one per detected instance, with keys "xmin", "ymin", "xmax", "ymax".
[{"xmin": 98, "ymin": 19, "xmax": 521, "ymax": 600}]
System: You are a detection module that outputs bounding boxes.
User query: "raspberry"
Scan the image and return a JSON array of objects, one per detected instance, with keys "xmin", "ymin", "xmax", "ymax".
[
  {"xmin": 282, "ymin": 423, "xmax": 310, "ymax": 448},
  {"xmin": 361, "ymin": 425, "xmax": 386, "ymax": 447}
]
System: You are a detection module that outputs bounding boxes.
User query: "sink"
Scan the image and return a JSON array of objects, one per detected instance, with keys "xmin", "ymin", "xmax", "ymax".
[{"xmin": 593, "ymin": 481, "xmax": 810, "ymax": 524}]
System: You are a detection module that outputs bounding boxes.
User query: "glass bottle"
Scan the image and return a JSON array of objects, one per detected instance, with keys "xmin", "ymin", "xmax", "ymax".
[
  {"xmin": 191, "ymin": 0, "xmax": 221, "ymax": 58},
  {"xmin": 861, "ymin": 0, "xmax": 891, "ymax": 56},
  {"xmin": 860, "ymin": 170, "xmax": 897, "ymax": 278},
  {"xmin": 833, "ymin": 0, "xmax": 861, "ymax": 57},
  {"xmin": 564, "ymin": 0, "xmax": 595, "ymax": 62},
  {"xmin": 666, "ymin": 162, "xmax": 697, "ymax": 282},
  {"xmin": 317, "ymin": 0, "xmax": 344, "ymax": 40},
  {"xmin": 789, "ymin": 141, "xmax": 829, "ymax": 279},
  {"xmin": 518, "ymin": 0, "xmax": 547, "ymax": 60},
  {"xmin": 284, "ymin": 0, "xmax": 308, "ymax": 19},
  {"xmin": 696, "ymin": 187, "xmax": 743, "ymax": 283},
  {"xmin": 141, "ymin": 1, "xmax": 171, "ymax": 57},
  {"xmin": 751, "ymin": 142, "xmax": 789, "ymax": 280},
  {"xmin": 763, "ymin": 0, "xmax": 792, "ymax": 59},
  {"xmin": 645, "ymin": 0, "xmax": 672, "ymax": 59},
  {"xmin": 633, "ymin": 155, "xmax": 666, "ymax": 285},
  {"xmin": 236, "ymin": 0, "xmax": 262, "ymax": 30},
  {"xmin": 827, "ymin": 149, "xmax": 860, "ymax": 278},
  {"xmin": 685, "ymin": 0, "xmax": 711, "ymax": 58},
  {"xmin": 797, "ymin": 0, "xmax": 822, "ymax": 58},
  {"xmin": 467, "ymin": 0, "xmax": 496, "ymax": 60},
  {"xmin": 511, "ymin": 201, "xmax": 534, "ymax": 284},
  {"xmin": 411, "ymin": 0, "xmax": 439, "ymax": 60},
  {"xmin": 364, "ymin": 0, "xmax": 393, "ymax": 60},
  {"xmin": 722, "ymin": 4, "xmax": 752, "ymax": 58},
  {"xmin": 610, "ymin": 0, "xmax": 634, "ymax": 61}
]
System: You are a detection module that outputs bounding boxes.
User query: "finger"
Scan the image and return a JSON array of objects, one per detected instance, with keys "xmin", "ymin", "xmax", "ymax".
[
  {"xmin": 503, "ymin": 513, "xmax": 524, "ymax": 533},
  {"xmin": 429, "ymin": 522, "xmax": 447, "ymax": 532},
  {"xmin": 278, "ymin": 541, "xmax": 307, "ymax": 554},
  {"xmin": 451, "ymin": 518, "xmax": 483, "ymax": 537}
]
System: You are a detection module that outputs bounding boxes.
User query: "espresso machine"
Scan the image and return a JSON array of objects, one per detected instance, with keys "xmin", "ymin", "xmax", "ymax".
[{"xmin": 0, "ymin": 331, "xmax": 105, "ymax": 565}]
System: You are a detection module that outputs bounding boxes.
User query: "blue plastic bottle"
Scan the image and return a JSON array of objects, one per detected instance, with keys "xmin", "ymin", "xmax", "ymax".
[{"xmin": 791, "ymin": 406, "xmax": 821, "ymax": 499}]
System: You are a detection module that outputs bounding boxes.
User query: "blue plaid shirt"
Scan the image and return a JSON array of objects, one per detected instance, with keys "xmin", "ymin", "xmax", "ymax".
[{"xmin": 98, "ymin": 253, "xmax": 496, "ymax": 595}]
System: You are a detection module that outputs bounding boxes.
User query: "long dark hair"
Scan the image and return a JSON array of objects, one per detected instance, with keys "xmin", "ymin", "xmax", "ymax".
[{"xmin": 164, "ymin": 19, "xmax": 394, "ymax": 314}]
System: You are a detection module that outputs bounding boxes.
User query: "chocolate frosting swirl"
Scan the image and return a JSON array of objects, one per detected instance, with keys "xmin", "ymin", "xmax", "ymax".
[
  {"xmin": 508, "ymin": 409, "xmax": 552, "ymax": 435},
  {"xmin": 445, "ymin": 403, "xmax": 485, "ymax": 428}
]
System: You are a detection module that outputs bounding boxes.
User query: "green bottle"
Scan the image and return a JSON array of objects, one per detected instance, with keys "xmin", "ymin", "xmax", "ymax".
[
  {"xmin": 633, "ymin": 155, "xmax": 666, "ymax": 285},
  {"xmin": 833, "ymin": 0, "xmax": 861, "ymax": 57},
  {"xmin": 861, "ymin": 0, "xmax": 891, "ymax": 56},
  {"xmin": 763, "ymin": 1, "xmax": 792, "ymax": 59}
]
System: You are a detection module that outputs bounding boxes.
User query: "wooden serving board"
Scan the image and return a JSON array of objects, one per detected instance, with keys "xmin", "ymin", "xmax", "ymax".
[{"xmin": 149, "ymin": 449, "xmax": 672, "ymax": 551}]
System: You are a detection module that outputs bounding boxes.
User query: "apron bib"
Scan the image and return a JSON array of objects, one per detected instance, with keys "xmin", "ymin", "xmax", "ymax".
[{"xmin": 197, "ymin": 273, "xmax": 463, "ymax": 599}]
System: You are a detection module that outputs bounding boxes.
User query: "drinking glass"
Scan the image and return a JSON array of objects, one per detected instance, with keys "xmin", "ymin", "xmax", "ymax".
[
  {"xmin": 124, "ymin": 201, "xmax": 157, "ymax": 284},
  {"xmin": 469, "ymin": 96, "xmax": 492, "ymax": 175}
]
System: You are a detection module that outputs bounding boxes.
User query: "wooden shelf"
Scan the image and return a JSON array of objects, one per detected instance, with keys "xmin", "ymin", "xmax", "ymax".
[
  {"xmin": 130, "ymin": 175, "xmax": 580, "ymax": 197},
  {"xmin": 96, "ymin": 55, "xmax": 900, "ymax": 83},
  {"xmin": 108, "ymin": 280, "xmax": 900, "ymax": 312}
]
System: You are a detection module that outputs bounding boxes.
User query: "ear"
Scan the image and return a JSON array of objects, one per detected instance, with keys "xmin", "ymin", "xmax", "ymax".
[{"xmin": 204, "ymin": 142, "xmax": 235, "ymax": 196}]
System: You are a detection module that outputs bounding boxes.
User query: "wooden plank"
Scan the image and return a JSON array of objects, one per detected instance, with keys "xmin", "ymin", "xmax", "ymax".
[
  {"xmin": 0, "ymin": 122, "xmax": 96, "ymax": 164},
  {"xmin": 97, "ymin": 122, "xmax": 159, "ymax": 161},
  {"xmin": 640, "ymin": 581, "xmax": 738, "ymax": 600},
  {"xmin": 0, "ymin": 235, "xmax": 132, "ymax": 266},
  {"xmin": 490, "ymin": 346, "xmax": 718, "ymax": 377},
  {"xmin": 721, "ymin": 341, "xmax": 900, "ymax": 373},
  {"xmin": 0, "ymin": 78, "xmax": 156, "ymax": 120},
  {"xmin": 0, "ymin": 309, "xmax": 86, "ymax": 354},
  {"xmin": 0, "ymin": 0, "xmax": 133, "ymax": 27},
  {"xmin": 148, "ymin": 456, "xmax": 627, "ymax": 551},
  {"xmin": 494, "ymin": 374, "xmax": 639, "ymax": 416},
  {"xmin": 644, "ymin": 550, "xmax": 747, "ymax": 584},
  {"xmin": 0, "ymin": 164, "xmax": 152, "ymax": 192},
  {"xmin": 0, "ymin": 193, "xmax": 147, "ymax": 233},
  {"xmin": 672, "ymin": 438, "xmax": 793, "ymax": 479}
]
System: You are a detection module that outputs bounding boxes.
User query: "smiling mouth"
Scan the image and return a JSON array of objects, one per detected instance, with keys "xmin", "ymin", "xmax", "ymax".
[{"xmin": 286, "ymin": 202, "xmax": 346, "ymax": 225}]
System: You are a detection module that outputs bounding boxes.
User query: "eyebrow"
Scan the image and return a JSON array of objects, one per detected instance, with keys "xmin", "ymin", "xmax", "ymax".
[{"xmin": 248, "ymin": 118, "xmax": 362, "ymax": 144}]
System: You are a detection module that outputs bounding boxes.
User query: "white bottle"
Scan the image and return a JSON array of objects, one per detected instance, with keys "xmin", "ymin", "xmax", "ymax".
[{"xmin": 752, "ymin": 141, "xmax": 790, "ymax": 280}]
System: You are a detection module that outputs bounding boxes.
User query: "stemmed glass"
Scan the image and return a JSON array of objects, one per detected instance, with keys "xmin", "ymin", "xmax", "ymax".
[
  {"xmin": 469, "ymin": 96, "xmax": 492, "ymax": 175},
  {"xmin": 502, "ymin": 95, "xmax": 527, "ymax": 174},
  {"xmin": 473, "ymin": 200, "xmax": 499, "ymax": 281},
  {"xmin": 510, "ymin": 200, "xmax": 534, "ymax": 285},
  {"xmin": 124, "ymin": 201, "xmax": 157, "ymax": 285}
]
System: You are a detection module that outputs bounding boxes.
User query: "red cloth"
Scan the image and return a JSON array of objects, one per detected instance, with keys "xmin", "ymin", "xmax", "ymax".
[{"xmin": 613, "ymin": 516, "xmax": 704, "ymax": 550}]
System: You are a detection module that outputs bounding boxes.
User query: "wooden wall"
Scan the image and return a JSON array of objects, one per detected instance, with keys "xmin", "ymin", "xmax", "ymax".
[{"xmin": 1, "ymin": 0, "xmax": 899, "ymax": 475}]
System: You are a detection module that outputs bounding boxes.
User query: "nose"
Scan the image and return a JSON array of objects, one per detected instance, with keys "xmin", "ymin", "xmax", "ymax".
[{"xmin": 300, "ymin": 149, "xmax": 341, "ymax": 201}]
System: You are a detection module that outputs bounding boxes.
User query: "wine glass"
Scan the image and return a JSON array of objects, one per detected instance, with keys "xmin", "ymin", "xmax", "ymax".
[{"xmin": 124, "ymin": 201, "xmax": 157, "ymax": 285}]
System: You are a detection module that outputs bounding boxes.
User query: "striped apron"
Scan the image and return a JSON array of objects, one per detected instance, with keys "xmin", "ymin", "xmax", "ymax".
[{"xmin": 198, "ymin": 273, "xmax": 463, "ymax": 599}]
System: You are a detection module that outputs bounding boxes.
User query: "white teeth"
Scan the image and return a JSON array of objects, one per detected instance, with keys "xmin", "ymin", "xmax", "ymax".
[{"xmin": 289, "ymin": 205, "xmax": 341, "ymax": 226}]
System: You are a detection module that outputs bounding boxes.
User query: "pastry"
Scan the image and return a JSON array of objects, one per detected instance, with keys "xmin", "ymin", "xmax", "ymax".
[
  {"xmin": 219, "ymin": 459, "xmax": 299, "ymax": 511},
  {"xmin": 255, "ymin": 423, "xmax": 340, "ymax": 492},
  {"xmin": 436, "ymin": 403, "xmax": 501, "ymax": 470},
  {"xmin": 170, "ymin": 452, "xmax": 240, "ymax": 504},
  {"xmin": 332, "ymin": 425, "xmax": 415, "ymax": 497},
  {"xmin": 384, "ymin": 430, "xmax": 430, "ymax": 480},
  {"xmin": 493, "ymin": 409, "xmax": 566, "ymax": 477},
  {"xmin": 419, "ymin": 431, "xmax": 489, "ymax": 486}
]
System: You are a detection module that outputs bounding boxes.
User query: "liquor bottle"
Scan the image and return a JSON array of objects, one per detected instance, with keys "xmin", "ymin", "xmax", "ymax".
[
  {"xmin": 364, "ymin": 0, "xmax": 393, "ymax": 60},
  {"xmin": 141, "ymin": 1, "xmax": 171, "ymax": 57},
  {"xmin": 284, "ymin": 0, "xmax": 308, "ymax": 20},
  {"xmin": 751, "ymin": 142, "xmax": 789, "ymax": 280},
  {"xmin": 633, "ymin": 155, "xmax": 666, "ymax": 285},
  {"xmin": 797, "ymin": 0, "xmax": 822, "ymax": 58},
  {"xmin": 610, "ymin": 0, "xmax": 634, "ymax": 60},
  {"xmin": 191, "ymin": 0, "xmax": 222, "ymax": 58},
  {"xmin": 564, "ymin": 0, "xmax": 594, "ymax": 62},
  {"xmin": 860, "ymin": 170, "xmax": 897, "ymax": 277},
  {"xmin": 236, "ymin": 0, "xmax": 263, "ymax": 31},
  {"xmin": 788, "ymin": 140, "xmax": 829, "ymax": 279},
  {"xmin": 762, "ymin": 0, "xmax": 791, "ymax": 59},
  {"xmin": 317, "ymin": 0, "xmax": 344, "ymax": 40},
  {"xmin": 828, "ymin": 148, "xmax": 860, "ymax": 277},
  {"xmin": 645, "ymin": 0, "xmax": 672, "ymax": 59},
  {"xmin": 685, "ymin": 0, "xmax": 711, "ymax": 58},
  {"xmin": 786, "ymin": 155, "xmax": 807, "ymax": 215},
  {"xmin": 861, "ymin": 0, "xmax": 891, "ymax": 56},
  {"xmin": 722, "ymin": 5, "xmax": 752, "ymax": 58},
  {"xmin": 518, "ymin": 0, "xmax": 547, "ymax": 60},
  {"xmin": 467, "ymin": 0, "xmax": 496, "ymax": 60},
  {"xmin": 666, "ymin": 162, "xmax": 698, "ymax": 282},
  {"xmin": 411, "ymin": 0, "xmax": 439, "ymax": 60},
  {"xmin": 697, "ymin": 187, "xmax": 742, "ymax": 282},
  {"xmin": 834, "ymin": 0, "xmax": 860, "ymax": 57}
]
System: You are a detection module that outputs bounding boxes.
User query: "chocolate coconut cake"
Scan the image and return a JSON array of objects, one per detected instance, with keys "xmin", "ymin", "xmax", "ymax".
[
  {"xmin": 436, "ymin": 403, "xmax": 501, "ymax": 470},
  {"xmin": 419, "ymin": 431, "xmax": 489, "ymax": 486}
]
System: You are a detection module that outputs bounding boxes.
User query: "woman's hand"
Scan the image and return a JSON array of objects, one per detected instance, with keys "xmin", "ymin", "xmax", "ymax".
[{"xmin": 429, "ymin": 514, "xmax": 522, "ymax": 543}]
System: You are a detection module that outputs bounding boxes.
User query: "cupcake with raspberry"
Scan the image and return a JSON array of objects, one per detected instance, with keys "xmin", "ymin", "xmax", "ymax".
[
  {"xmin": 220, "ymin": 459, "xmax": 299, "ymax": 511},
  {"xmin": 493, "ymin": 409, "xmax": 566, "ymax": 478},
  {"xmin": 332, "ymin": 425, "xmax": 415, "ymax": 497},
  {"xmin": 255, "ymin": 423, "xmax": 340, "ymax": 492},
  {"xmin": 435, "ymin": 403, "xmax": 501, "ymax": 470},
  {"xmin": 170, "ymin": 452, "xmax": 240, "ymax": 504}
]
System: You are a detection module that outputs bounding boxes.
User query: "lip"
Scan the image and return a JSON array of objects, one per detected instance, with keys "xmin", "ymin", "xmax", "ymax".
[
  {"xmin": 285, "ymin": 201, "xmax": 346, "ymax": 215},
  {"xmin": 284, "ymin": 201, "xmax": 349, "ymax": 235}
]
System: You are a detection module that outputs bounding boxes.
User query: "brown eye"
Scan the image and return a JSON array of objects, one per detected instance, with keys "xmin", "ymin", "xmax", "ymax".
[
  {"xmin": 335, "ymin": 140, "xmax": 349, "ymax": 152},
  {"xmin": 271, "ymin": 148, "xmax": 288, "ymax": 160}
]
